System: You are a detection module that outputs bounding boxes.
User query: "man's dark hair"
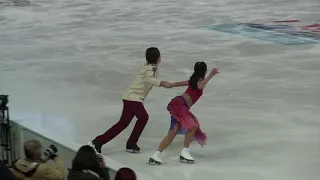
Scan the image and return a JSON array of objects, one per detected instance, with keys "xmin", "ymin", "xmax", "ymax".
[{"xmin": 145, "ymin": 47, "xmax": 160, "ymax": 64}]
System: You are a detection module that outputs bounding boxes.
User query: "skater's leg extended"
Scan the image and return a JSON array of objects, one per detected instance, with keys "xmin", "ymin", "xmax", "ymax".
[
  {"xmin": 184, "ymin": 126, "xmax": 198, "ymax": 148},
  {"xmin": 158, "ymin": 123, "xmax": 180, "ymax": 152},
  {"xmin": 126, "ymin": 101, "xmax": 149, "ymax": 153},
  {"xmin": 90, "ymin": 100, "xmax": 134, "ymax": 153},
  {"xmin": 149, "ymin": 123, "xmax": 180, "ymax": 165},
  {"xmin": 180, "ymin": 126, "xmax": 198, "ymax": 163}
]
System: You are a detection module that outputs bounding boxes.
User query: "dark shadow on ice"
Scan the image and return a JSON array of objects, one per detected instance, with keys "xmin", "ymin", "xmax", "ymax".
[{"xmin": 11, "ymin": 0, "xmax": 31, "ymax": 6}]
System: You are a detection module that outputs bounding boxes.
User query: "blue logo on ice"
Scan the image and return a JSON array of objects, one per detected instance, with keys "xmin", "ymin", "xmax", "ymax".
[{"xmin": 209, "ymin": 22, "xmax": 320, "ymax": 45}]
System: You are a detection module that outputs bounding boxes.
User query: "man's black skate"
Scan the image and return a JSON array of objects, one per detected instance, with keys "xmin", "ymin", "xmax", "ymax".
[
  {"xmin": 90, "ymin": 138, "xmax": 102, "ymax": 154},
  {"xmin": 126, "ymin": 144, "xmax": 140, "ymax": 153}
]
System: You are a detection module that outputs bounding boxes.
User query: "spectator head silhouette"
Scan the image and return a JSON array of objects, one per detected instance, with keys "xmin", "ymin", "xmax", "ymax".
[
  {"xmin": 115, "ymin": 167, "xmax": 136, "ymax": 180},
  {"xmin": 72, "ymin": 145, "xmax": 101, "ymax": 174}
]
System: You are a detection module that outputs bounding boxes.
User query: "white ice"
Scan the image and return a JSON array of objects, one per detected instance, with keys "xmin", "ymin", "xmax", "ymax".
[{"xmin": 1, "ymin": 0, "xmax": 320, "ymax": 180}]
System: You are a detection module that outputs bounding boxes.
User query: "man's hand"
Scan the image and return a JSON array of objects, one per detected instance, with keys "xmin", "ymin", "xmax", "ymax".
[{"xmin": 160, "ymin": 81, "xmax": 174, "ymax": 88}]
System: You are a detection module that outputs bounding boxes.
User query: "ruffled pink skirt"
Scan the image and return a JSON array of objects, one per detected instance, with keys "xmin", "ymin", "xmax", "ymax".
[{"xmin": 167, "ymin": 96, "xmax": 206, "ymax": 147}]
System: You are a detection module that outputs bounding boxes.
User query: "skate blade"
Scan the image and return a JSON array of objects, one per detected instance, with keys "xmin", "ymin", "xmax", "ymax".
[
  {"xmin": 126, "ymin": 149, "xmax": 140, "ymax": 154},
  {"xmin": 88, "ymin": 142, "xmax": 101, "ymax": 155},
  {"xmin": 148, "ymin": 158, "xmax": 162, "ymax": 165},
  {"xmin": 179, "ymin": 156, "xmax": 194, "ymax": 164}
]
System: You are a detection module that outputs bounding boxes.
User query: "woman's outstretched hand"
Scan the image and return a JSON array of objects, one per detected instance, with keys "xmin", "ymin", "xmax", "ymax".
[{"xmin": 210, "ymin": 68, "xmax": 219, "ymax": 77}]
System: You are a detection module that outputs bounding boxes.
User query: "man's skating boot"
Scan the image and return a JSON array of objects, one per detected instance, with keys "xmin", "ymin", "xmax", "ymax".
[
  {"xmin": 89, "ymin": 138, "xmax": 102, "ymax": 154},
  {"xmin": 126, "ymin": 143, "xmax": 140, "ymax": 153}
]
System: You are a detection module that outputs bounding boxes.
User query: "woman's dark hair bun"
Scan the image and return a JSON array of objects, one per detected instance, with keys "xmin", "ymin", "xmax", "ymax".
[{"xmin": 189, "ymin": 62, "xmax": 207, "ymax": 89}]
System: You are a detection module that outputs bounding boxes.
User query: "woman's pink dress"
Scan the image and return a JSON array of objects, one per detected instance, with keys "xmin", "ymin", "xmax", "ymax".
[{"xmin": 167, "ymin": 96, "xmax": 207, "ymax": 147}]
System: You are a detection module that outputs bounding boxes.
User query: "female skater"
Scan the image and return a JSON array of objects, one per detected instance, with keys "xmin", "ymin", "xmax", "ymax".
[
  {"xmin": 89, "ymin": 47, "xmax": 185, "ymax": 154},
  {"xmin": 149, "ymin": 62, "xmax": 219, "ymax": 164}
]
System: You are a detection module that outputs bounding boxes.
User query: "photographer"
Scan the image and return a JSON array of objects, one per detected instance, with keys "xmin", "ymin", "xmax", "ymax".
[{"xmin": 11, "ymin": 140, "xmax": 66, "ymax": 180}]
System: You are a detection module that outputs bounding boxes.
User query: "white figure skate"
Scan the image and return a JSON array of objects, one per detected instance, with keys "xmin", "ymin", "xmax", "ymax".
[
  {"xmin": 179, "ymin": 148, "xmax": 194, "ymax": 164},
  {"xmin": 148, "ymin": 151, "xmax": 162, "ymax": 165}
]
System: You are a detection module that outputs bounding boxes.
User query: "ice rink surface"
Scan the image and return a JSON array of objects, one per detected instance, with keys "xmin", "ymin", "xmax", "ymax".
[{"xmin": 1, "ymin": 0, "xmax": 320, "ymax": 179}]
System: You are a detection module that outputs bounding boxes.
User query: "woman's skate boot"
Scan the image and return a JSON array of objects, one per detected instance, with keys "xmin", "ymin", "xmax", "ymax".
[
  {"xmin": 148, "ymin": 151, "xmax": 162, "ymax": 165},
  {"xmin": 179, "ymin": 148, "xmax": 194, "ymax": 164}
]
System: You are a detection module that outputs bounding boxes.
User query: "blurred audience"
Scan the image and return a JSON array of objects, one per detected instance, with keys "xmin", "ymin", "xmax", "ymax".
[
  {"xmin": 115, "ymin": 167, "xmax": 136, "ymax": 180},
  {"xmin": 68, "ymin": 145, "xmax": 110, "ymax": 180},
  {"xmin": 11, "ymin": 139, "xmax": 66, "ymax": 180},
  {"xmin": 5, "ymin": 140, "xmax": 136, "ymax": 180}
]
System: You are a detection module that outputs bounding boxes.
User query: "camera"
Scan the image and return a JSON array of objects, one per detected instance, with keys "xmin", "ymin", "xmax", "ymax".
[
  {"xmin": 42, "ymin": 145, "xmax": 58, "ymax": 161},
  {"xmin": 0, "ymin": 95, "xmax": 8, "ymax": 110}
]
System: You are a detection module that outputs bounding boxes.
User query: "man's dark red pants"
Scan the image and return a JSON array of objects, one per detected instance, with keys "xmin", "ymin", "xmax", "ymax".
[{"xmin": 96, "ymin": 100, "xmax": 149, "ymax": 145}]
